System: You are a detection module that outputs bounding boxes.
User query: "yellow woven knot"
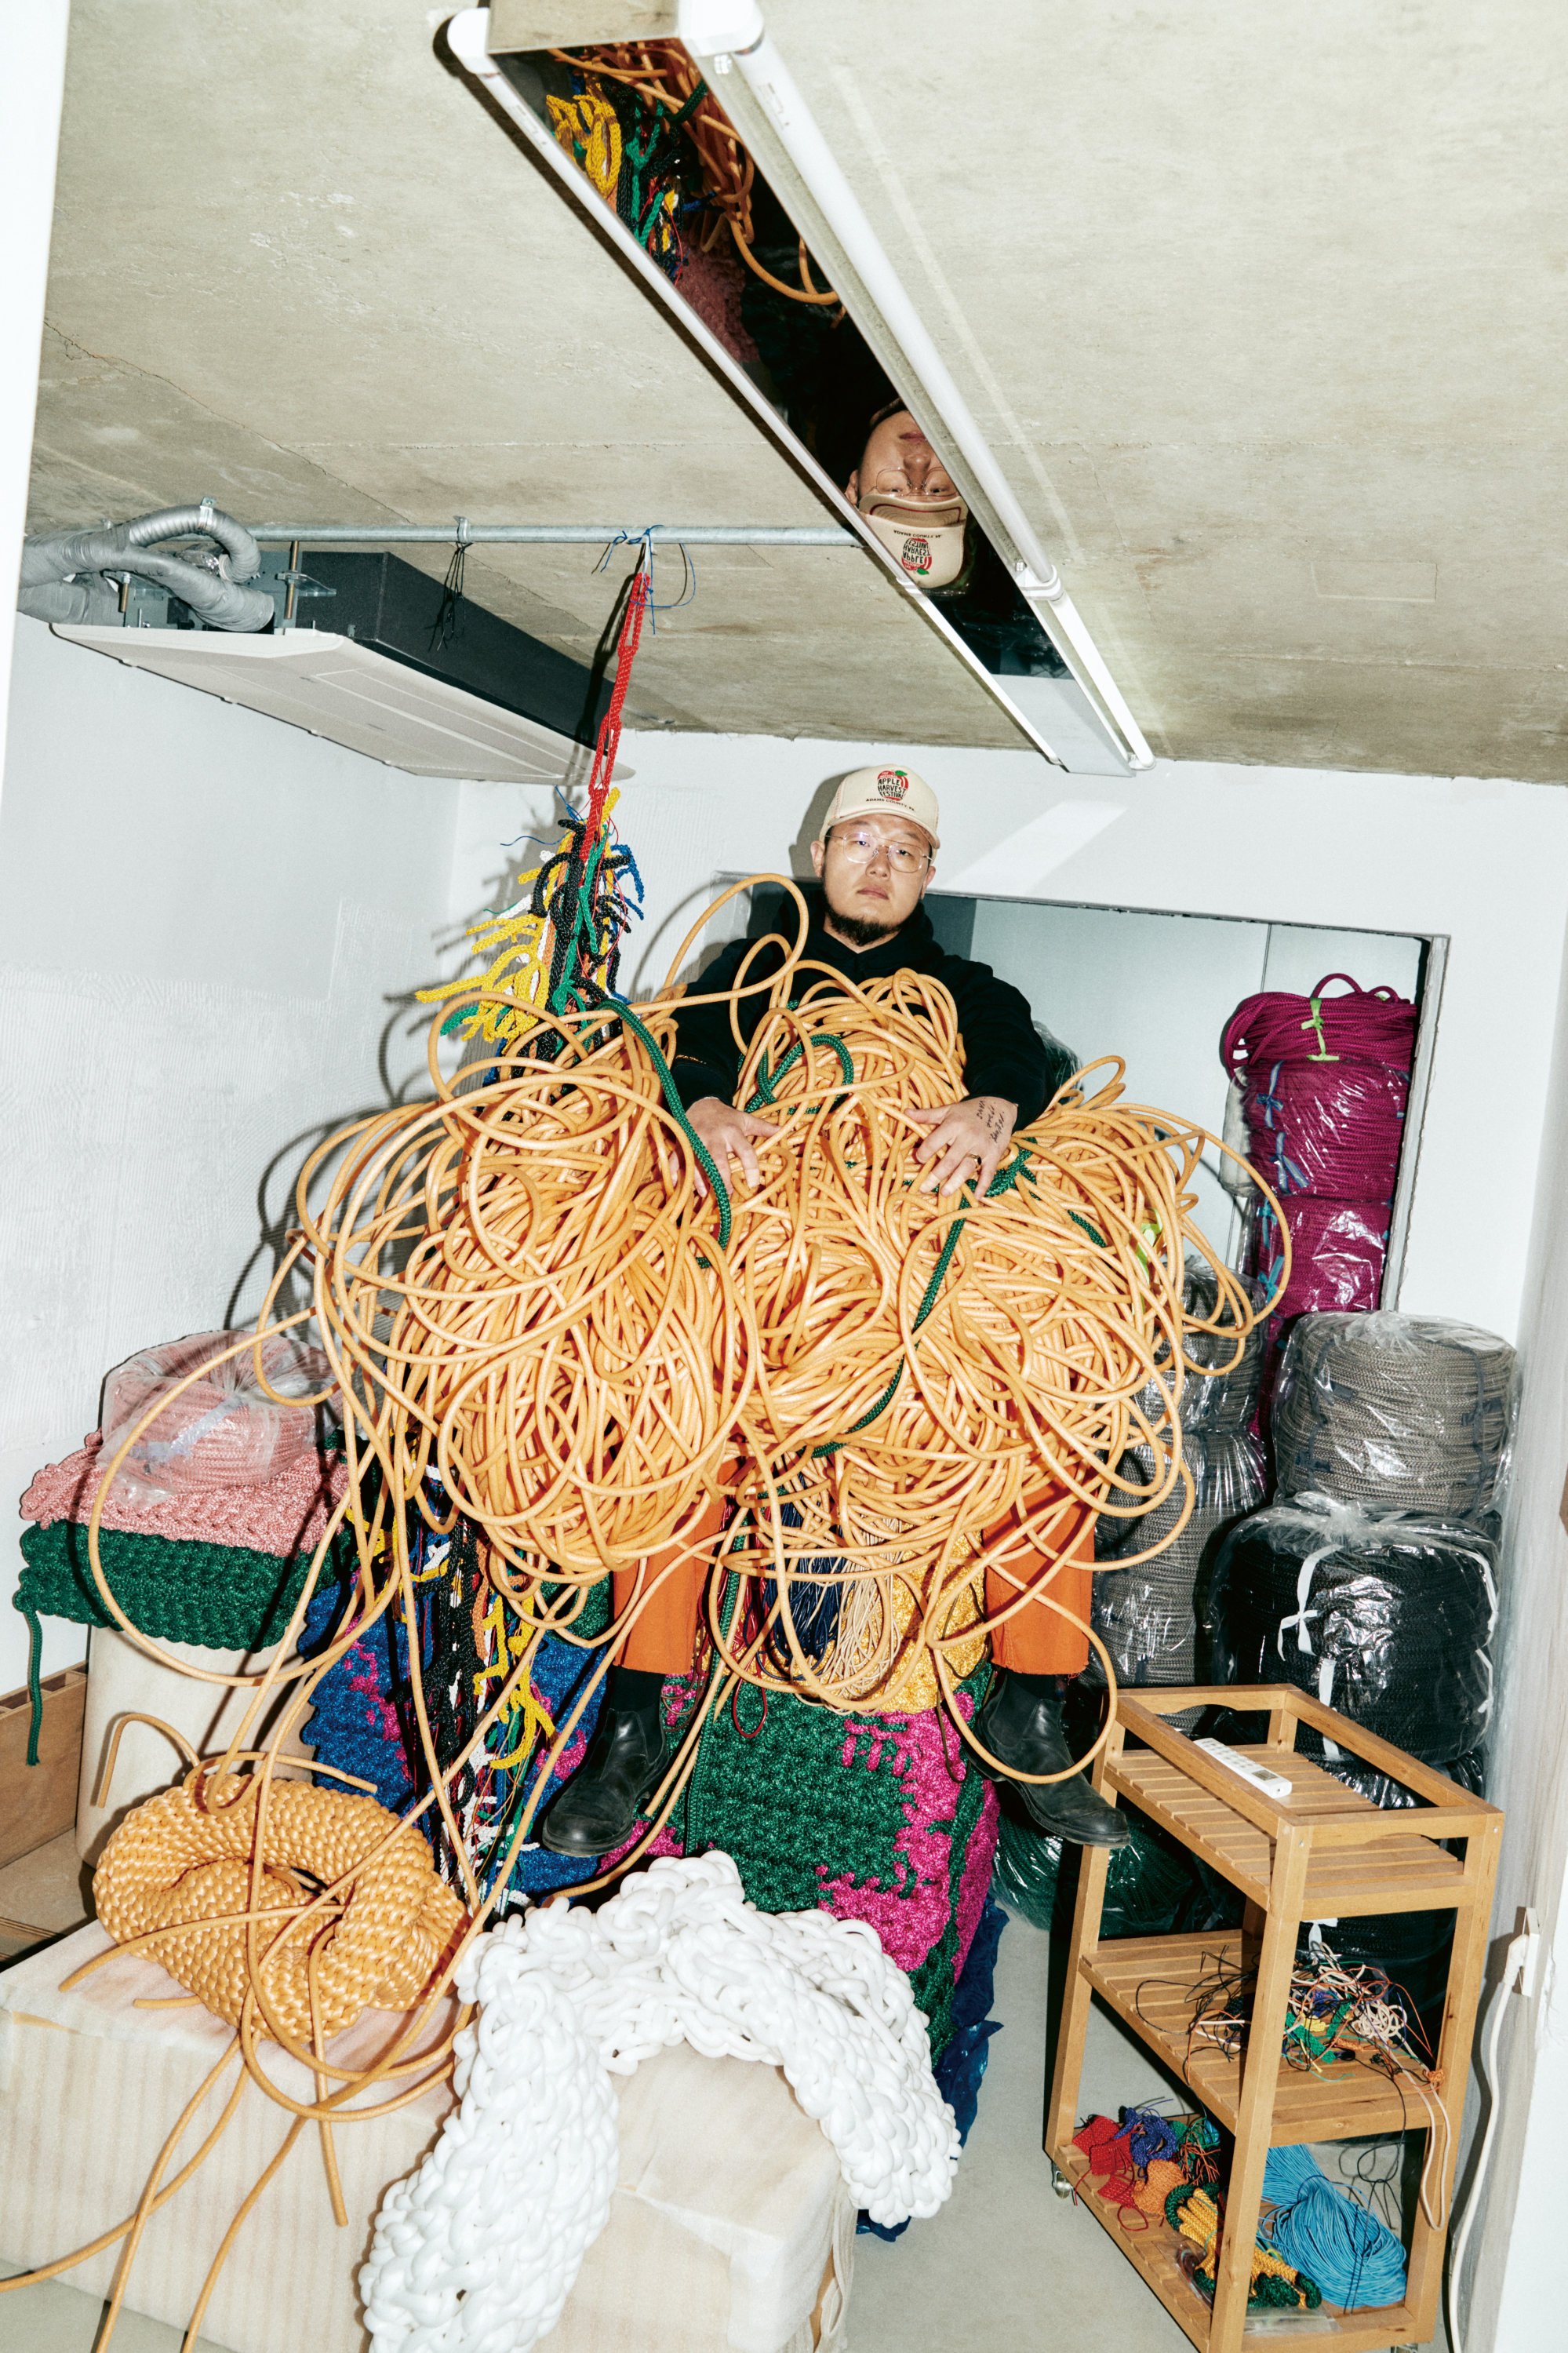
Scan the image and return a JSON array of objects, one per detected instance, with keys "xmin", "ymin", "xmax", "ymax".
[
  {"xmin": 1174, "ymin": 2186, "xmax": 1317, "ymax": 2306},
  {"xmin": 94, "ymin": 1771, "xmax": 467, "ymax": 2043}
]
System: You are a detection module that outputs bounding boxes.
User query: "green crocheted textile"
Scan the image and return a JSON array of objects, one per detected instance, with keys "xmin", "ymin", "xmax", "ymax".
[
  {"xmin": 15, "ymin": 1521, "xmax": 340, "ymax": 1648},
  {"xmin": 678, "ymin": 1661, "xmax": 995, "ymax": 2058},
  {"xmin": 14, "ymin": 1519, "xmax": 354, "ymax": 1767}
]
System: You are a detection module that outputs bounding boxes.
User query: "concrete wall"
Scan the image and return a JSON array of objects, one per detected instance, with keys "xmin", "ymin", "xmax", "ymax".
[
  {"xmin": 0, "ymin": 0, "xmax": 70, "ymax": 785},
  {"xmin": 0, "ymin": 617, "xmax": 461, "ymax": 1694}
]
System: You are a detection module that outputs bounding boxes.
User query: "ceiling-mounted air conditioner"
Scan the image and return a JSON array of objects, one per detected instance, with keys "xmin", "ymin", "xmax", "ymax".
[{"xmin": 52, "ymin": 552, "xmax": 627, "ymax": 786}]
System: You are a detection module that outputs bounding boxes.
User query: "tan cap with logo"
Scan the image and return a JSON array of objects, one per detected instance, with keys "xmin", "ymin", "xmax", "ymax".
[
  {"xmin": 824, "ymin": 765, "xmax": 940, "ymax": 847},
  {"xmin": 860, "ymin": 494, "xmax": 969, "ymax": 590}
]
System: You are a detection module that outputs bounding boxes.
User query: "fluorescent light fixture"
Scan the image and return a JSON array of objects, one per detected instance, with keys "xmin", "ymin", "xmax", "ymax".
[
  {"xmin": 674, "ymin": 1, "xmax": 1152, "ymax": 770},
  {"xmin": 446, "ymin": 8, "xmax": 1079, "ymax": 772}
]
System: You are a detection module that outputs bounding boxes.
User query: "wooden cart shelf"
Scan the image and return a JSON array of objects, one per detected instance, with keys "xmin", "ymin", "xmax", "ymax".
[
  {"xmin": 1045, "ymin": 1685, "xmax": 1503, "ymax": 2353},
  {"xmin": 1081, "ymin": 1932, "xmax": 1436, "ymax": 2144},
  {"xmin": 1105, "ymin": 1744, "xmax": 1471, "ymax": 1918},
  {"xmin": 1053, "ymin": 2141, "xmax": 1424, "ymax": 2353}
]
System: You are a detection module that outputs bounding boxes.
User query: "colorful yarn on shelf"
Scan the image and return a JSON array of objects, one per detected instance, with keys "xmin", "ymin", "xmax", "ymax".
[
  {"xmin": 1070, "ymin": 2106, "xmax": 1404, "ymax": 2314},
  {"xmin": 1071, "ymin": 2107, "xmax": 1222, "ymax": 2228},
  {"xmin": 1075, "ymin": 2108, "xmax": 1322, "ymax": 2310}
]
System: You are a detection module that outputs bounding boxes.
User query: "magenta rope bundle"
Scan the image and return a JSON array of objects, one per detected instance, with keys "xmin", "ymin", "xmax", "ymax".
[
  {"xmin": 1221, "ymin": 972, "xmax": 1417, "ymax": 1087},
  {"xmin": 1221, "ymin": 974, "xmax": 1417, "ymax": 1320}
]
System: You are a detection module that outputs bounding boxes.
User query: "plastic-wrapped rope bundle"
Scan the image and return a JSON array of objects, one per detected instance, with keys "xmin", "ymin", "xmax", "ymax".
[
  {"xmin": 100, "ymin": 1328, "xmax": 335, "ymax": 1506},
  {"xmin": 1090, "ymin": 1259, "xmax": 1268, "ymax": 1691},
  {"xmin": 1320, "ymin": 1745, "xmax": 1486, "ymax": 1816},
  {"xmin": 1221, "ymin": 973, "xmax": 1416, "ymax": 1322},
  {"xmin": 1092, "ymin": 1429, "xmax": 1267, "ymax": 1688},
  {"xmin": 1271, "ymin": 1311, "xmax": 1517, "ymax": 1521},
  {"xmin": 1205, "ymin": 1493, "xmax": 1497, "ymax": 1765},
  {"xmin": 1166, "ymin": 1255, "xmax": 1270, "ymax": 1432}
]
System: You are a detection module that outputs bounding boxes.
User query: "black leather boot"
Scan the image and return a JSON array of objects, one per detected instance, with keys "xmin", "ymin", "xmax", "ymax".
[
  {"xmin": 539, "ymin": 1697, "xmax": 670, "ymax": 1856},
  {"xmin": 973, "ymin": 1670, "xmax": 1130, "ymax": 1848}
]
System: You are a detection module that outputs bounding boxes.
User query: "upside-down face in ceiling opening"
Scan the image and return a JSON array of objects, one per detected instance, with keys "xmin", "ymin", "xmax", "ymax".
[{"xmin": 509, "ymin": 37, "xmax": 1068, "ymax": 684}]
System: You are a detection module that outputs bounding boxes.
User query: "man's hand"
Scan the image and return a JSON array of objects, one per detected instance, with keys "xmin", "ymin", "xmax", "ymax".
[
  {"xmin": 686, "ymin": 1096, "xmax": 780, "ymax": 1199},
  {"xmin": 908, "ymin": 1095, "xmax": 1018, "ymax": 1196}
]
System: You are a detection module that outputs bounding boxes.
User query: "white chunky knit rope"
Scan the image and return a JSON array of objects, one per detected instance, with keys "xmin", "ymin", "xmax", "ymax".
[{"xmin": 361, "ymin": 1852, "xmax": 960, "ymax": 2352}]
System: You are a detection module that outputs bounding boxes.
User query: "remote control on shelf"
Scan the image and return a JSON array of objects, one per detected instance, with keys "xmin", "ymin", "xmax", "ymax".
[{"xmin": 1191, "ymin": 1736, "xmax": 1293, "ymax": 1800}]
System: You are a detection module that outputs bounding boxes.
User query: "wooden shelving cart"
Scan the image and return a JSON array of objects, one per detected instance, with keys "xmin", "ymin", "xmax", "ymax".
[{"xmin": 1045, "ymin": 1685, "xmax": 1502, "ymax": 2353}]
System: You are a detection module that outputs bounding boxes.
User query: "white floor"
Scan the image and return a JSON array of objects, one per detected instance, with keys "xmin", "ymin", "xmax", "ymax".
[
  {"xmin": 0, "ymin": 1885, "xmax": 1444, "ymax": 2353},
  {"xmin": 849, "ymin": 1912, "xmax": 1192, "ymax": 2352}
]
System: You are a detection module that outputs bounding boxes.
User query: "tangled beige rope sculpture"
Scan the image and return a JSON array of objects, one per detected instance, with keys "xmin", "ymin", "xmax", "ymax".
[
  {"xmin": 285, "ymin": 879, "xmax": 1278, "ymax": 1744},
  {"xmin": 2, "ymin": 873, "xmax": 1282, "ymax": 2349},
  {"xmin": 94, "ymin": 1770, "xmax": 467, "ymax": 2042}
]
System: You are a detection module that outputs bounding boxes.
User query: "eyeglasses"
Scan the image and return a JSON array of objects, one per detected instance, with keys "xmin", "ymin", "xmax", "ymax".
[
  {"xmin": 828, "ymin": 827, "xmax": 931, "ymax": 874},
  {"xmin": 868, "ymin": 466, "xmax": 960, "ymax": 501}
]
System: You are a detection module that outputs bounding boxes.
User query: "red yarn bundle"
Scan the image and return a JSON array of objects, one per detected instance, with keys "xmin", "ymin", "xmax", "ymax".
[{"xmin": 1221, "ymin": 974, "xmax": 1417, "ymax": 1320}]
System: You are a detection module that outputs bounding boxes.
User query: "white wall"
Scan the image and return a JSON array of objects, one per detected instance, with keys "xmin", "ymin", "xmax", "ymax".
[
  {"xmin": 0, "ymin": 618, "xmax": 462, "ymax": 1694},
  {"xmin": 451, "ymin": 732, "xmax": 1568, "ymax": 1346},
  {"xmin": 966, "ymin": 898, "xmax": 1421, "ymax": 1250},
  {"xmin": 1466, "ymin": 913, "xmax": 1568, "ymax": 2351}
]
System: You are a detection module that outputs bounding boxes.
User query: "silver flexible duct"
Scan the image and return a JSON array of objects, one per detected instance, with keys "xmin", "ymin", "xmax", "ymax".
[
  {"xmin": 122, "ymin": 501, "xmax": 262, "ymax": 579},
  {"xmin": 18, "ymin": 504, "xmax": 274, "ymax": 631}
]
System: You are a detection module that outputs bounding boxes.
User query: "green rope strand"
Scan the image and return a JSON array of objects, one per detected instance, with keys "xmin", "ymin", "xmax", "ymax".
[
  {"xmin": 603, "ymin": 993, "xmax": 735, "ymax": 1248},
  {"xmin": 21, "ymin": 1601, "xmax": 43, "ymax": 1765},
  {"xmin": 812, "ymin": 1143, "xmax": 1037, "ymax": 1456},
  {"xmin": 745, "ymin": 1032, "xmax": 855, "ymax": 1110}
]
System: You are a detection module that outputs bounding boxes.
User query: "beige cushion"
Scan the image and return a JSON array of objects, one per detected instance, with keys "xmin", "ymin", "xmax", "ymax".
[{"xmin": 0, "ymin": 1923, "xmax": 853, "ymax": 2353}]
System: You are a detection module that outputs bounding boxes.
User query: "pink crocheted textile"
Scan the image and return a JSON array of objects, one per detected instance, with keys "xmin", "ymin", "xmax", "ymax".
[{"xmin": 20, "ymin": 1433, "xmax": 347, "ymax": 1558}]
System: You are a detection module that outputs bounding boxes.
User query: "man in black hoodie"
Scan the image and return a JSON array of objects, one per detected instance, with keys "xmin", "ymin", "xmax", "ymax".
[
  {"xmin": 540, "ymin": 765, "xmax": 1128, "ymax": 1859},
  {"xmin": 671, "ymin": 763, "xmax": 1058, "ymax": 1199}
]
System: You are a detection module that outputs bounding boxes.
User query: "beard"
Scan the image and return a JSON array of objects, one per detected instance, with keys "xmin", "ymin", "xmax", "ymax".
[{"xmin": 825, "ymin": 909, "xmax": 900, "ymax": 949}]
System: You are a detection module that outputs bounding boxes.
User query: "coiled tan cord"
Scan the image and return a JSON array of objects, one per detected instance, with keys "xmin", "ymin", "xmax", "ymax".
[{"xmin": 3, "ymin": 874, "xmax": 1281, "ymax": 2343}]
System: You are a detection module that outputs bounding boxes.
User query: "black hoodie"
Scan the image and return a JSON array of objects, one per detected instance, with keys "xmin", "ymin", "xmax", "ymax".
[{"xmin": 668, "ymin": 893, "xmax": 1060, "ymax": 1124}]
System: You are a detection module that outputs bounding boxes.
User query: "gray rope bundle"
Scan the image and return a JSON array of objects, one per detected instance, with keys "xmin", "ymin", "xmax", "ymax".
[
  {"xmin": 1090, "ymin": 1256, "xmax": 1268, "ymax": 1691},
  {"xmin": 1172, "ymin": 1256, "xmax": 1269, "ymax": 1435},
  {"xmin": 1093, "ymin": 1427, "xmax": 1268, "ymax": 1688},
  {"xmin": 1272, "ymin": 1312, "xmax": 1517, "ymax": 1521}
]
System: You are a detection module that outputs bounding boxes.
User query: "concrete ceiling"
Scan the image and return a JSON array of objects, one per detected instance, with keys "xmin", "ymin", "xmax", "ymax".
[
  {"xmin": 27, "ymin": 0, "xmax": 1024, "ymax": 747},
  {"xmin": 27, "ymin": 1, "xmax": 1568, "ymax": 778},
  {"xmin": 762, "ymin": 0, "xmax": 1568, "ymax": 781}
]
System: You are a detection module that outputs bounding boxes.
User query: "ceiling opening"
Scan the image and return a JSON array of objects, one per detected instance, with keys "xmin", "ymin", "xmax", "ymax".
[{"xmin": 498, "ymin": 36, "xmax": 1068, "ymax": 688}]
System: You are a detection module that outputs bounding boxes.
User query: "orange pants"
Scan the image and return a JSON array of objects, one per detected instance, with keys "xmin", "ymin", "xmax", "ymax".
[{"xmin": 610, "ymin": 1485, "xmax": 1093, "ymax": 1678}]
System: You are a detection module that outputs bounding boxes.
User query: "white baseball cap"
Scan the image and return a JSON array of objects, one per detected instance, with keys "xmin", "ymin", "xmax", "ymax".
[
  {"xmin": 860, "ymin": 494, "xmax": 969, "ymax": 590},
  {"xmin": 823, "ymin": 765, "xmax": 940, "ymax": 847}
]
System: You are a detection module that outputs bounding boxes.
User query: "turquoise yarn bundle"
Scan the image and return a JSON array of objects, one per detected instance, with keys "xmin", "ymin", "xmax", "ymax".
[{"xmin": 1261, "ymin": 2144, "xmax": 1407, "ymax": 2310}]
